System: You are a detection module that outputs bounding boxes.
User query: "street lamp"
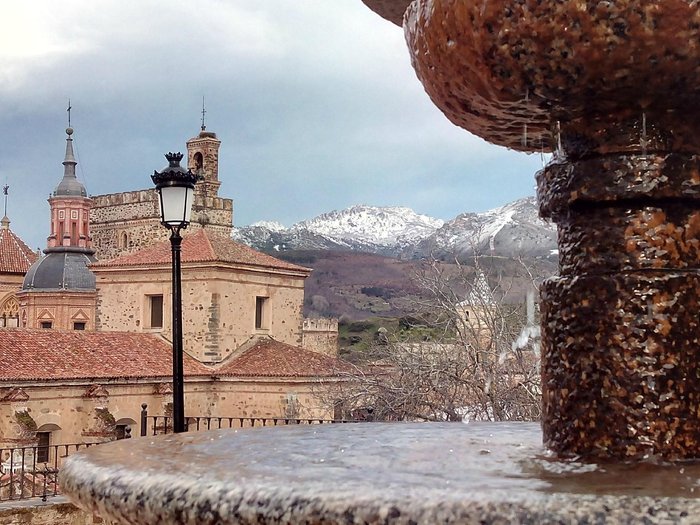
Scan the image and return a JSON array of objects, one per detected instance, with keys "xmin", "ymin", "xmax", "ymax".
[{"xmin": 151, "ymin": 152, "xmax": 197, "ymax": 433}]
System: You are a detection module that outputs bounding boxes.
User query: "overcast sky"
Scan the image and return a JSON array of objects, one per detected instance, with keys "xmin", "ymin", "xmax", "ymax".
[{"xmin": 1, "ymin": 0, "xmax": 544, "ymax": 250}]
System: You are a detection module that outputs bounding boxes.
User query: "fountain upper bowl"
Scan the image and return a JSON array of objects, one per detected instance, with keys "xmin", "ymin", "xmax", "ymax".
[{"xmin": 405, "ymin": 0, "xmax": 700, "ymax": 152}]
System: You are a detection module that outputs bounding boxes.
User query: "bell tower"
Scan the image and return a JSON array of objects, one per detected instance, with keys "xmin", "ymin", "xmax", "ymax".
[{"xmin": 186, "ymin": 99, "xmax": 222, "ymax": 198}]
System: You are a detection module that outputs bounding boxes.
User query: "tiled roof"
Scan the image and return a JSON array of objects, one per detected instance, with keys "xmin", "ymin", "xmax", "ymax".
[
  {"xmin": 214, "ymin": 337, "xmax": 354, "ymax": 378},
  {"xmin": 92, "ymin": 229, "xmax": 309, "ymax": 273},
  {"xmin": 0, "ymin": 223, "xmax": 38, "ymax": 274},
  {"xmin": 0, "ymin": 329, "xmax": 210, "ymax": 381}
]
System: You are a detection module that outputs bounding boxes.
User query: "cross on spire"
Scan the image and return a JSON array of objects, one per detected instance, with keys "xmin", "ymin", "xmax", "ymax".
[
  {"xmin": 201, "ymin": 96, "xmax": 206, "ymax": 131},
  {"xmin": 67, "ymin": 99, "xmax": 72, "ymax": 128}
]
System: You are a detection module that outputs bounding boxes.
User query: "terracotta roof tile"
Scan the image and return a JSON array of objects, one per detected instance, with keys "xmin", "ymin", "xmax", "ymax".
[
  {"xmin": 0, "ymin": 329, "xmax": 210, "ymax": 381},
  {"xmin": 0, "ymin": 225, "xmax": 38, "ymax": 274},
  {"xmin": 214, "ymin": 338, "xmax": 354, "ymax": 378},
  {"xmin": 92, "ymin": 229, "xmax": 309, "ymax": 273}
]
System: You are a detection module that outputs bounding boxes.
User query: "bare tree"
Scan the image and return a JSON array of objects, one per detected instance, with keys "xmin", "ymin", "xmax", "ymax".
[{"xmin": 323, "ymin": 254, "xmax": 542, "ymax": 422}]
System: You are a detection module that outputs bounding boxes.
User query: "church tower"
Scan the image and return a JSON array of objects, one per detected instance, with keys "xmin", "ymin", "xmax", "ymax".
[
  {"xmin": 46, "ymin": 127, "xmax": 94, "ymax": 253},
  {"xmin": 18, "ymin": 125, "xmax": 97, "ymax": 330},
  {"xmin": 187, "ymin": 128, "xmax": 222, "ymax": 199}
]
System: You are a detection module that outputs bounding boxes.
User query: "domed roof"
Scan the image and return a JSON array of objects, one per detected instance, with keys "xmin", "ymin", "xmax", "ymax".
[
  {"xmin": 22, "ymin": 251, "xmax": 96, "ymax": 291},
  {"xmin": 54, "ymin": 177, "xmax": 87, "ymax": 197}
]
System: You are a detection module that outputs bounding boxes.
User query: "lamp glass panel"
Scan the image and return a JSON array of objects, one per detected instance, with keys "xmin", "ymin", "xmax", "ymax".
[
  {"xmin": 183, "ymin": 186, "xmax": 194, "ymax": 224},
  {"xmin": 160, "ymin": 185, "xmax": 189, "ymax": 226}
]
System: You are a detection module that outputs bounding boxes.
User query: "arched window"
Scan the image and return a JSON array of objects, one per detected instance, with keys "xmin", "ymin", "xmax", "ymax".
[
  {"xmin": 114, "ymin": 418, "xmax": 137, "ymax": 440},
  {"xmin": 35, "ymin": 424, "xmax": 61, "ymax": 463},
  {"xmin": 0, "ymin": 296, "xmax": 19, "ymax": 328},
  {"xmin": 120, "ymin": 231, "xmax": 128, "ymax": 248},
  {"xmin": 194, "ymin": 152, "xmax": 204, "ymax": 174}
]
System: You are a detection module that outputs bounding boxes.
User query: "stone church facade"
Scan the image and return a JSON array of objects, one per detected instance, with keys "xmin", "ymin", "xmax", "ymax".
[
  {"xmin": 90, "ymin": 129, "xmax": 233, "ymax": 260},
  {"xmin": 0, "ymin": 123, "xmax": 341, "ymax": 452}
]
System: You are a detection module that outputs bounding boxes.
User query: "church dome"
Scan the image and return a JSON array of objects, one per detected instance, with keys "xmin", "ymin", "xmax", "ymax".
[
  {"xmin": 54, "ymin": 177, "xmax": 87, "ymax": 197},
  {"xmin": 22, "ymin": 251, "xmax": 96, "ymax": 291}
]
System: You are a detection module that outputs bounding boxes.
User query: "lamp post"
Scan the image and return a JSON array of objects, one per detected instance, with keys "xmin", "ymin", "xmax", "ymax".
[{"xmin": 151, "ymin": 152, "xmax": 197, "ymax": 433}]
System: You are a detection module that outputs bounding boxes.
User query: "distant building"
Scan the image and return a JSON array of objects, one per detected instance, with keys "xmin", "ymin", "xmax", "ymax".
[
  {"xmin": 90, "ymin": 129, "xmax": 233, "ymax": 260},
  {"xmin": 17, "ymin": 127, "xmax": 97, "ymax": 331},
  {"xmin": 0, "ymin": 216, "xmax": 38, "ymax": 328},
  {"xmin": 0, "ymin": 123, "xmax": 341, "ymax": 450}
]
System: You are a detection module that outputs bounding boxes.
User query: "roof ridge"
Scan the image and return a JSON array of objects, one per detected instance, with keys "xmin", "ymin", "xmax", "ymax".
[
  {"xmin": 199, "ymin": 228, "xmax": 216, "ymax": 260},
  {"xmin": 0, "ymin": 226, "xmax": 38, "ymax": 273},
  {"xmin": 210, "ymin": 335, "xmax": 269, "ymax": 369}
]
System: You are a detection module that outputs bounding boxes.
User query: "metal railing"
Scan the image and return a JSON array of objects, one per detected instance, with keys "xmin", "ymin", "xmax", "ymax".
[
  {"xmin": 1, "ymin": 405, "xmax": 350, "ymax": 503},
  {"xmin": 139, "ymin": 404, "xmax": 354, "ymax": 436},
  {"xmin": 0, "ymin": 442, "xmax": 101, "ymax": 502}
]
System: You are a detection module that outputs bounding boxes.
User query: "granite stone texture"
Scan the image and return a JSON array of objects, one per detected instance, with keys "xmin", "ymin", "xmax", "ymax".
[
  {"xmin": 541, "ymin": 274, "xmax": 700, "ymax": 460},
  {"xmin": 404, "ymin": 0, "xmax": 700, "ymax": 152},
  {"xmin": 60, "ymin": 424, "xmax": 700, "ymax": 525}
]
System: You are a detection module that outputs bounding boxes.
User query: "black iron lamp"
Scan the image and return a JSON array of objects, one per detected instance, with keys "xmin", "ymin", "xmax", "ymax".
[{"xmin": 151, "ymin": 152, "xmax": 198, "ymax": 433}]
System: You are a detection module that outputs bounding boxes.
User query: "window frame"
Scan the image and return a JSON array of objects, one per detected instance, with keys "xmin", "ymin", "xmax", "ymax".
[
  {"xmin": 255, "ymin": 296, "xmax": 269, "ymax": 330},
  {"xmin": 147, "ymin": 294, "xmax": 164, "ymax": 329},
  {"xmin": 36, "ymin": 432, "xmax": 51, "ymax": 463}
]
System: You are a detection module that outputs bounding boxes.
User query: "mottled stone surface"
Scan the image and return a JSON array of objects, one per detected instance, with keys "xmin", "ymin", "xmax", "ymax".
[
  {"xmin": 537, "ymin": 154, "xmax": 700, "ymax": 220},
  {"xmin": 371, "ymin": 0, "xmax": 700, "ymax": 461},
  {"xmin": 404, "ymin": 0, "xmax": 700, "ymax": 152},
  {"xmin": 556, "ymin": 206, "xmax": 700, "ymax": 274},
  {"xmin": 61, "ymin": 424, "xmax": 700, "ymax": 524},
  {"xmin": 542, "ymin": 274, "xmax": 700, "ymax": 460},
  {"xmin": 360, "ymin": 0, "xmax": 410, "ymax": 26}
]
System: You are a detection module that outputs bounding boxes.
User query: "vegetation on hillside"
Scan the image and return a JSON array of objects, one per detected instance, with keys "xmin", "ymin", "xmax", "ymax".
[{"xmin": 318, "ymin": 256, "xmax": 542, "ymax": 423}]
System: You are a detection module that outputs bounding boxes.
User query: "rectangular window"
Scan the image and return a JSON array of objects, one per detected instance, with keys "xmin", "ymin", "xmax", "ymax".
[
  {"xmin": 36, "ymin": 432, "xmax": 50, "ymax": 463},
  {"xmin": 40, "ymin": 321, "xmax": 52, "ymax": 329},
  {"xmin": 149, "ymin": 295, "xmax": 164, "ymax": 329},
  {"xmin": 255, "ymin": 296, "xmax": 268, "ymax": 330},
  {"xmin": 73, "ymin": 322, "xmax": 86, "ymax": 330}
]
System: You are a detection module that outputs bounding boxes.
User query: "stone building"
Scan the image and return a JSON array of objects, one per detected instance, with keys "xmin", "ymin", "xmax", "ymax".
[
  {"xmin": 0, "ymin": 216, "xmax": 37, "ymax": 328},
  {"xmin": 16, "ymin": 127, "xmax": 97, "ymax": 331},
  {"xmin": 91, "ymin": 228, "xmax": 311, "ymax": 363},
  {"xmin": 0, "ymin": 123, "xmax": 343, "ymax": 449},
  {"xmin": 0, "ymin": 330, "xmax": 346, "ymax": 450},
  {"xmin": 90, "ymin": 128, "xmax": 233, "ymax": 260}
]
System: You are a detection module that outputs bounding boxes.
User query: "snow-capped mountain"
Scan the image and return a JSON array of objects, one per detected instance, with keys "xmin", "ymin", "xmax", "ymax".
[
  {"xmin": 232, "ymin": 197, "xmax": 556, "ymax": 259},
  {"xmin": 411, "ymin": 197, "xmax": 556, "ymax": 259},
  {"xmin": 233, "ymin": 205, "xmax": 443, "ymax": 255},
  {"xmin": 296, "ymin": 205, "xmax": 443, "ymax": 250}
]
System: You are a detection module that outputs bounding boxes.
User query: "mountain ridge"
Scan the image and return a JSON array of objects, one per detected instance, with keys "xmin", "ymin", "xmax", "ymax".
[{"xmin": 232, "ymin": 197, "xmax": 556, "ymax": 259}]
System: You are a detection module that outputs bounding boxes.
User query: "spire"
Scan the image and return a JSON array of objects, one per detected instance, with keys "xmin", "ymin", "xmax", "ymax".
[
  {"xmin": 64, "ymin": 99, "xmax": 77, "ymax": 179},
  {"xmin": 201, "ymin": 96, "xmax": 207, "ymax": 131},
  {"xmin": 2, "ymin": 184, "xmax": 8, "ymax": 219},
  {"xmin": 63, "ymin": 127, "xmax": 77, "ymax": 175},
  {"xmin": 54, "ymin": 124, "xmax": 86, "ymax": 197}
]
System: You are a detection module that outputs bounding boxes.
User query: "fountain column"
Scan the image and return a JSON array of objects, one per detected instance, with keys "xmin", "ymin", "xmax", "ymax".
[
  {"xmin": 538, "ymin": 115, "xmax": 700, "ymax": 460},
  {"xmin": 363, "ymin": 0, "xmax": 700, "ymax": 460}
]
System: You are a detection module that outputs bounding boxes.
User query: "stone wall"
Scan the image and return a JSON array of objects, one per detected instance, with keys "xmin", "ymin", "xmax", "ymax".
[
  {"xmin": 0, "ymin": 501, "xmax": 101, "ymax": 525},
  {"xmin": 94, "ymin": 264, "xmax": 306, "ymax": 363},
  {"xmin": 17, "ymin": 291, "xmax": 97, "ymax": 331},
  {"xmin": 302, "ymin": 318, "xmax": 339, "ymax": 357},
  {"xmin": 0, "ymin": 376, "xmax": 333, "ymax": 448},
  {"xmin": 89, "ymin": 190, "xmax": 233, "ymax": 261}
]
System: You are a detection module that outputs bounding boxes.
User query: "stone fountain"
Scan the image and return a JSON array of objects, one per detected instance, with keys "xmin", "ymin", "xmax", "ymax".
[
  {"xmin": 369, "ymin": 0, "xmax": 700, "ymax": 462},
  {"xmin": 60, "ymin": 1, "xmax": 700, "ymax": 522}
]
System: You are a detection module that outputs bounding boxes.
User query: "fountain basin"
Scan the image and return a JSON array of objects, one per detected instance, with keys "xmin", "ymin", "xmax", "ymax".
[
  {"xmin": 404, "ymin": 0, "xmax": 700, "ymax": 152},
  {"xmin": 60, "ymin": 423, "xmax": 700, "ymax": 524}
]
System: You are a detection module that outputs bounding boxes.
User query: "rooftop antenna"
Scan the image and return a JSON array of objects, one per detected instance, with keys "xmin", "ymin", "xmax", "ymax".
[
  {"xmin": 67, "ymin": 98, "xmax": 72, "ymax": 128},
  {"xmin": 201, "ymin": 96, "xmax": 207, "ymax": 131},
  {"xmin": 2, "ymin": 184, "xmax": 8, "ymax": 217}
]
